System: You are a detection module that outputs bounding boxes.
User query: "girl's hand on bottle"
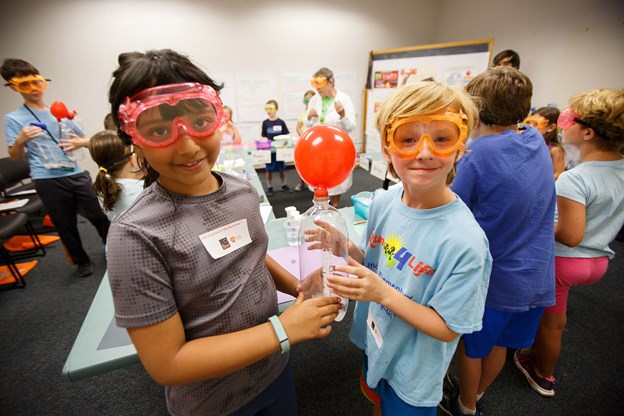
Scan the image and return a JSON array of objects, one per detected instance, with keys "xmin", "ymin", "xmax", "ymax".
[
  {"xmin": 279, "ymin": 292, "xmax": 341, "ymax": 344},
  {"xmin": 59, "ymin": 133, "xmax": 89, "ymax": 152},
  {"xmin": 304, "ymin": 219, "xmax": 349, "ymax": 257}
]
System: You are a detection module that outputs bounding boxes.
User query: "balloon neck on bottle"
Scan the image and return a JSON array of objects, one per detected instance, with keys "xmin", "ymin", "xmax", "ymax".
[
  {"xmin": 313, "ymin": 187, "xmax": 328, "ymax": 200},
  {"xmin": 313, "ymin": 187, "xmax": 330, "ymax": 206}
]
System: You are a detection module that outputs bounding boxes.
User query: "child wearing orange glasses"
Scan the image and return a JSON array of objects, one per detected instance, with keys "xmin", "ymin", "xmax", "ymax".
[
  {"xmin": 261, "ymin": 99, "xmax": 291, "ymax": 197},
  {"xmin": 524, "ymin": 107, "xmax": 565, "ymax": 180},
  {"xmin": 1, "ymin": 58, "xmax": 110, "ymax": 277},
  {"xmin": 514, "ymin": 88, "xmax": 624, "ymax": 398},
  {"xmin": 326, "ymin": 81, "xmax": 492, "ymax": 416},
  {"xmin": 107, "ymin": 49, "xmax": 341, "ymax": 416}
]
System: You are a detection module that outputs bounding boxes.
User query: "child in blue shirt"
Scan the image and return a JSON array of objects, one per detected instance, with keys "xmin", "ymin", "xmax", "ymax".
[
  {"xmin": 2, "ymin": 58, "xmax": 110, "ymax": 277},
  {"xmin": 326, "ymin": 81, "xmax": 492, "ymax": 415},
  {"xmin": 261, "ymin": 99, "xmax": 291, "ymax": 197},
  {"xmin": 440, "ymin": 66, "xmax": 556, "ymax": 416}
]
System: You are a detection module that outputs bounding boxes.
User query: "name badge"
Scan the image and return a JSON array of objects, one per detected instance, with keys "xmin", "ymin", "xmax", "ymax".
[
  {"xmin": 367, "ymin": 308, "xmax": 383, "ymax": 349},
  {"xmin": 272, "ymin": 125, "xmax": 283, "ymax": 133},
  {"xmin": 199, "ymin": 219, "xmax": 252, "ymax": 259}
]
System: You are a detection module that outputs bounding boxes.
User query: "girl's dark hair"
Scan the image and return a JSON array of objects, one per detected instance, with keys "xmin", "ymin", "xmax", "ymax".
[
  {"xmin": 533, "ymin": 106, "xmax": 562, "ymax": 147},
  {"xmin": 89, "ymin": 130, "xmax": 134, "ymax": 211},
  {"xmin": 492, "ymin": 50, "xmax": 521, "ymax": 69},
  {"xmin": 108, "ymin": 49, "xmax": 223, "ymax": 186}
]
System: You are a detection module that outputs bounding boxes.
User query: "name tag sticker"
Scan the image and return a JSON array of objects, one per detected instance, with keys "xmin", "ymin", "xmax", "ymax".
[
  {"xmin": 199, "ymin": 219, "xmax": 252, "ymax": 259},
  {"xmin": 367, "ymin": 308, "xmax": 383, "ymax": 349}
]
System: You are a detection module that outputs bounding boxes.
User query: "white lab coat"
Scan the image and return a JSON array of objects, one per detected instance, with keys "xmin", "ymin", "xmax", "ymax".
[{"xmin": 305, "ymin": 89, "xmax": 356, "ymax": 196}]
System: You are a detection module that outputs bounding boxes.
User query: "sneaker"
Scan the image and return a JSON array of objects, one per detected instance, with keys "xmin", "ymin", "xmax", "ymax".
[
  {"xmin": 77, "ymin": 262, "xmax": 94, "ymax": 277},
  {"xmin": 514, "ymin": 349, "xmax": 556, "ymax": 397},
  {"xmin": 267, "ymin": 187, "xmax": 274, "ymax": 197},
  {"xmin": 443, "ymin": 373, "xmax": 485, "ymax": 412},
  {"xmin": 444, "ymin": 372, "xmax": 459, "ymax": 390},
  {"xmin": 281, "ymin": 184, "xmax": 293, "ymax": 193},
  {"xmin": 294, "ymin": 183, "xmax": 303, "ymax": 192},
  {"xmin": 439, "ymin": 386, "xmax": 485, "ymax": 415}
]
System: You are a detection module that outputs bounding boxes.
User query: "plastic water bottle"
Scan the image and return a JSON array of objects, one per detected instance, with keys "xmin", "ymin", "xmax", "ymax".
[
  {"xmin": 298, "ymin": 189, "xmax": 350, "ymax": 321},
  {"xmin": 59, "ymin": 120, "xmax": 85, "ymax": 163}
]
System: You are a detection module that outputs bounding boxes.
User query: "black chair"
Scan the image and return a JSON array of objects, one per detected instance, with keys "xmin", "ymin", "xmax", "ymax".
[
  {"xmin": 0, "ymin": 157, "xmax": 46, "ymax": 219},
  {"xmin": 0, "ymin": 212, "xmax": 44, "ymax": 289}
]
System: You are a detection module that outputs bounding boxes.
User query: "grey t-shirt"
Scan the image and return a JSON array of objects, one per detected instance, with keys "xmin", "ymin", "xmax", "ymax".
[{"xmin": 108, "ymin": 172, "xmax": 288, "ymax": 415}]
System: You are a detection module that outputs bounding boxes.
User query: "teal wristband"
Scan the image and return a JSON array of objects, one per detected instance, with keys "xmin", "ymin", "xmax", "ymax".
[{"xmin": 268, "ymin": 315, "xmax": 290, "ymax": 354}]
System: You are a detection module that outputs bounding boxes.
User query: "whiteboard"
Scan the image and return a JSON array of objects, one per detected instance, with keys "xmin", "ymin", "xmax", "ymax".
[
  {"xmin": 363, "ymin": 39, "xmax": 493, "ymax": 152},
  {"xmin": 210, "ymin": 69, "xmax": 359, "ymax": 146},
  {"xmin": 236, "ymin": 71, "xmax": 279, "ymax": 122}
]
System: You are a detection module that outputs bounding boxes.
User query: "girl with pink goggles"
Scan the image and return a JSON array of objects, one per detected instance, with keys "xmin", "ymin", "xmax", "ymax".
[
  {"xmin": 118, "ymin": 82, "xmax": 223, "ymax": 148},
  {"xmin": 557, "ymin": 108, "xmax": 586, "ymax": 130}
]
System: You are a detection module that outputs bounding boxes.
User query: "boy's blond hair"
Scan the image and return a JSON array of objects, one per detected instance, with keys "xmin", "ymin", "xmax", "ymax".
[
  {"xmin": 465, "ymin": 66, "xmax": 532, "ymax": 126},
  {"xmin": 375, "ymin": 81, "xmax": 478, "ymax": 182},
  {"xmin": 569, "ymin": 88, "xmax": 624, "ymax": 152}
]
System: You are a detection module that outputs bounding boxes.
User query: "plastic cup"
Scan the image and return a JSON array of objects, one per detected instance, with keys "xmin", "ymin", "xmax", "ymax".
[{"xmin": 283, "ymin": 220, "xmax": 300, "ymax": 246}]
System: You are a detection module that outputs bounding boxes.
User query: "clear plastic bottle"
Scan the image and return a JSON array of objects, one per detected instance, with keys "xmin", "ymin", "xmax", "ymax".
[
  {"xmin": 298, "ymin": 188, "xmax": 350, "ymax": 321},
  {"xmin": 59, "ymin": 120, "xmax": 85, "ymax": 164}
]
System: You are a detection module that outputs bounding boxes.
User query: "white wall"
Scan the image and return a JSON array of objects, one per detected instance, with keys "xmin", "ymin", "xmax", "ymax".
[
  {"xmin": 1, "ymin": 0, "xmax": 622, "ymax": 175},
  {"xmin": 0, "ymin": 0, "xmax": 438, "ymax": 174},
  {"xmin": 435, "ymin": 0, "xmax": 624, "ymax": 108}
]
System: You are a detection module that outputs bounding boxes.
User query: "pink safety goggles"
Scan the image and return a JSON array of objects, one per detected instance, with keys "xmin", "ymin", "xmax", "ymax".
[
  {"xmin": 118, "ymin": 83, "xmax": 223, "ymax": 148},
  {"xmin": 557, "ymin": 108, "xmax": 584, "ymax": 130}
]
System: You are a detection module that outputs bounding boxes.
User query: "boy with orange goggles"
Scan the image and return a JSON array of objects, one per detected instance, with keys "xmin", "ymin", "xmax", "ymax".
[{"xmin": 5, "ymin": 74, "xmax": 49, "ymax": 94}]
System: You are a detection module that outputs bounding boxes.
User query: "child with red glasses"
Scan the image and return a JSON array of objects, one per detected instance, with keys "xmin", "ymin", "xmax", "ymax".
[
  {"xmin": 107, "ymin": 49, "xmax": 341, "ymax": 416},
  {"xmin": 325, "ymin": 81, "xmax": 492, "ymax": 416},
  {"xmin": 514, "ymin": 88, "xmax": 624, "ymax": 397}
]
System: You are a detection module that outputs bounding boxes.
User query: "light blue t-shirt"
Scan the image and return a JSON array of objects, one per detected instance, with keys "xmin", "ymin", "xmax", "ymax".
[
  {"xmin": 104, "ymin": 178, "xmax": 145, "ymax": 223},
  {"xmin": 4, "ymin": 105, "xmax": 85, "ymax": 179},
  {"xmin": 555, "ymin": 159, "xmax": 624, "ymax": 259},
  {"xmin": 350, "ymin": 187, "xmax": 492, "ymax": 407}
]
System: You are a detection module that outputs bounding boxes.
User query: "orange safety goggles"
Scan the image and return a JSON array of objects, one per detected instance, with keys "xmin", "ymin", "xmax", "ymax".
[
  {"xmin": 310, "ymin": 76, "xmax": 329, "ymax": 89},
  {"xmin": 523, "ymin": 115, "xmax": 549, "ymax": 130},
  {"xmin": 5, "ymin": 75, "xmax": 49, "ymax": 94},
  {"xmin": 385, "ymin": 109, "xmax": 468, "ymax": 157}
]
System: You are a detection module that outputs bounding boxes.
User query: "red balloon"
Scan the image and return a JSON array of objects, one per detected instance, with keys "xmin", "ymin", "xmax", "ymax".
[
  {"xmin": 294, "ymin": 125, "xmax": 356, "ymax": 190},
  {"xmin": 50, "ymin": 101, "xmax": 77, "ymax": 121}
]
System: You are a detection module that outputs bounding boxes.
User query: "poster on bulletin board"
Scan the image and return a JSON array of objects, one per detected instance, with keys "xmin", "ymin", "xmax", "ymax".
[{"xmin": 363, "ymin": 39, "xmax": 493, "ymax": 153}]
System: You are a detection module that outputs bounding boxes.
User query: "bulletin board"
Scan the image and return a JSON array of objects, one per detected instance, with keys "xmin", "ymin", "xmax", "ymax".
[{"xmin": 363, "ymin": 39, "xmax": 493, "ymax": 153}]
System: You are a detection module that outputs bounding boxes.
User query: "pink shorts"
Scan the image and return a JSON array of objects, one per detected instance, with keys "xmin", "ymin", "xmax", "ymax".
[{"xmin": 545, "ymin": 256, "xmax": 609, "ymax": 315}]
